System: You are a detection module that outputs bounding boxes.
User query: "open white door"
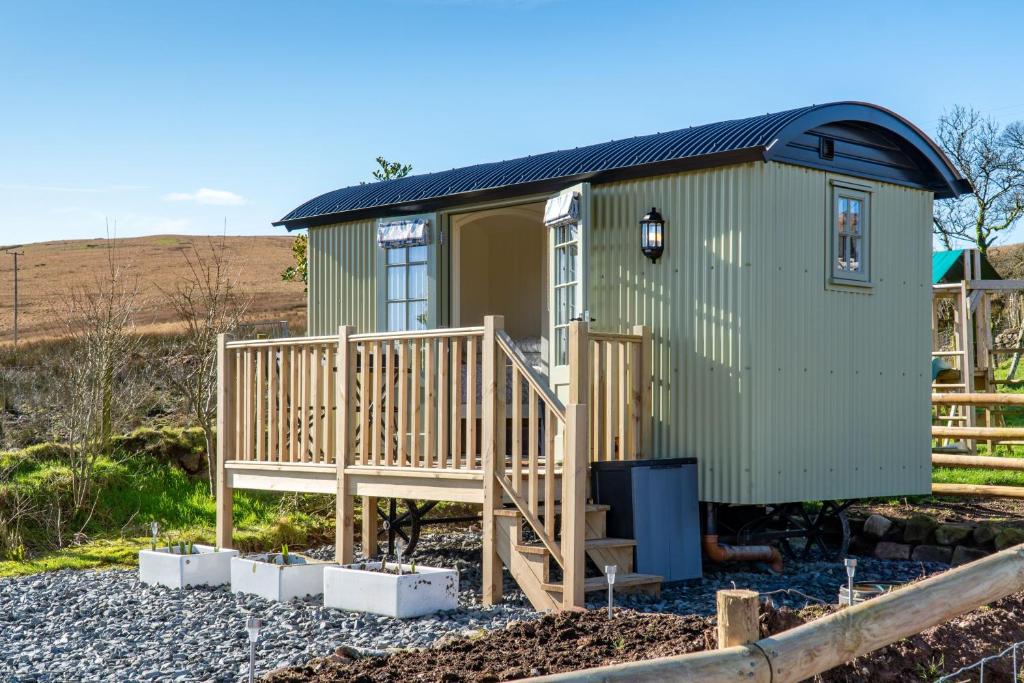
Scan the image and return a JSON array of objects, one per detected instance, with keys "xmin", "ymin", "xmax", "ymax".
[{"xmin": 545, "ymin": 183, "xmax": 590, "ymax": 403}]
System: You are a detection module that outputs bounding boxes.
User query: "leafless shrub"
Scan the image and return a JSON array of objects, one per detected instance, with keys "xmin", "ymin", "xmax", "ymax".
[
  {"xmin": 46, "ymin": 238, "xmax": 146, "ymax": 517},
  {"xmin": 160, "ymin": 237, "xmax": 250, "ymax": 495}
]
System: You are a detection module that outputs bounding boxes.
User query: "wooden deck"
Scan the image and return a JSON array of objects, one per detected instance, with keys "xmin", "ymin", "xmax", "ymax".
[{"xmin": 214, "ymin": 316, "xmax": 654, "ymax": 611}]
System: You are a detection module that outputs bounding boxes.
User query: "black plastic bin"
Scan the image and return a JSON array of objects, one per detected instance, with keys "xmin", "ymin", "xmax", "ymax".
[{"xmin": 591, "ymin": 458, "xmax": 702, "ymax": 582}]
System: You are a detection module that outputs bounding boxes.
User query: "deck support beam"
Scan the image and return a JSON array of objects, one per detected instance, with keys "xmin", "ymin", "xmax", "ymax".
[
  {"xmin": 216, "ymin": 333, "xmax": 234, "ymax": 548},
  {"xmin": 336, "ymin": 326, "xmax": 355, "ymax": 564},
  {"xmin": 361, "ymin": 496, "xmax": 378, "ymax": 559},
  {"xmin": 482, "ymin": 315, "xmax": 504, "ymax": 605}
]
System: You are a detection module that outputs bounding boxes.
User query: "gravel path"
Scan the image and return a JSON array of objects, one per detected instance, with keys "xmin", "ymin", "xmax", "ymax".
[
  {"xmin": 0, "ymin": 533, "xmax": 536, "ymax": 682},
  {"xmin": 0, "ymin": 530, "xmax": 949, "ymax": 682}
]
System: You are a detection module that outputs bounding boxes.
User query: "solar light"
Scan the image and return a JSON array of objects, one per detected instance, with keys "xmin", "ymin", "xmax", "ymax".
[
  {"xmin": 844, "ymin": 558, "xmax": 857, "ymax": 606},
  {"xmin": 246, "ymin": 617, "xmax": 263, "ymax": 683},
  {"xmin": 640, "ymin": 207, "xmax": 665, "ymax": 263},
  {"xmin": 150, "ymin": 521, "xmax": 159, "ymax": 550},
  {"xmin": 605, "ymin": 564, "xmax": 618, "ymax": 618}
]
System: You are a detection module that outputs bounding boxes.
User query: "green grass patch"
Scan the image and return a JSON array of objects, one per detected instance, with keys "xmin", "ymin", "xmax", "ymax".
[
  {"xmin": 0, "ymin": 430, "xmax": 338, "ymax": 577},
  {"xmin": 933, "ymin": 466, "xmax": 1024, "ymax": 487}
]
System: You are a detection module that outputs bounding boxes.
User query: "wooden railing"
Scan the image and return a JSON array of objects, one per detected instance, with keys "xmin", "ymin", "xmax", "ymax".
[
  {"xmin": 348, "ymin": 327, "xmax": 485, "ymax": 470},
  {"xmin": 222, "ymin": 336, "xmax": 339, "ymax": 464},
  {"xmin": 588, "ymin": 326, "xmax": 651, "ymax": 461},
  {"xmin": 494, "ymin": 328, "xmax": 568, "ymax": 565}
]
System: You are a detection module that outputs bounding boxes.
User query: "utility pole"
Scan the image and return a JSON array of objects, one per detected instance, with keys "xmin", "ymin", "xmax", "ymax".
[{"xmin": 2, "ymin": 244, "xmax": 24, "ymax": 350}]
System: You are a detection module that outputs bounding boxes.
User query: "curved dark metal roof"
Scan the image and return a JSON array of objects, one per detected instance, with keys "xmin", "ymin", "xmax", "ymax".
[{"xmin": 277, "ymin": 102, "xmax": 969, "ymax": 229}]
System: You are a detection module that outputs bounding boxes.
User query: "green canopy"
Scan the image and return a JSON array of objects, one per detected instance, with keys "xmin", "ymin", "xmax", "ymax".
[{"xmin": 932, "ymin": 249, "xmax": 1003, "ymax": 285}]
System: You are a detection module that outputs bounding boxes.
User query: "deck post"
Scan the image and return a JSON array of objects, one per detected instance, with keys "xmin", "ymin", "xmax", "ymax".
[
  {"xmin": 632, "ymin": 324, "xmax": 652, "ymax": 458},
  {"xmin": 481, "ymin": 315, "xmax": 505, "ymax": 605},
  {"xmin": 336, "ymin": 325, "xmax": 356, "ymax": 564},
  {"xmin": 215, "ymin": 333, "xmax": 234, "ymax": 549},
  {"xmin": 563, "ymin": 321, "xmax": 590, "ymax": 610},
  {"xmin": 361, "ymin": 496, "xmax": 378, "ymax": 559}
]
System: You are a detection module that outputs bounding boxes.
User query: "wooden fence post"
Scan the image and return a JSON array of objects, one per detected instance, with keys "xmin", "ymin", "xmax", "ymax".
[
  {"xmin": 481, "ymin": 315, "xmax": 504, "ymax": 605},
  {"xmin": 215, "ymin": 333, "xmax": 234, "ymax": 549},
  {"xmin": 362, "ymin": 496, "xmax": 378, "ymax": 559},
  {"xmin": 716, "ymin": 589, "xmax": 760, "ymax": 648},
  {"xmin": 335, "ymin": 325, "xmax": 355, "ymax": 564},
  {"xmin": 562, "ymin": 321, "xmax": 590, "ymax": 610},
  {"xmin": 632, "ymin": 324, "xmax": 652, "ymax": 458}
]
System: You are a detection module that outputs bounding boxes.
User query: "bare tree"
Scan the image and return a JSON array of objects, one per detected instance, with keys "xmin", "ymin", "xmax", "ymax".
[
  {"xmin": 161, "ymin": 237, "xmax": 250, "ymax": 495},
  {"xmin": 934, "ymin": 106, "xmax": 1024, "ymax": 253},
  {"xmin": 49, "ymin": 239, "xmax": 145, "ymax": 519}
]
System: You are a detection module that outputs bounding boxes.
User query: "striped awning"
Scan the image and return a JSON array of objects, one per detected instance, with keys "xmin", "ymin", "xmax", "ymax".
[
  {"xmin": 377, "ymin": 218, "xmax": 430, "ymax": 248},
  {"xmin": 543, "ymin": 192, "xmax": 579, "ymax": 229}
]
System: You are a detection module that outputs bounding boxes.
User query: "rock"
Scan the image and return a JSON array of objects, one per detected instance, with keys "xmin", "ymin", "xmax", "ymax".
[
  {"xmin": 910, "ymin": 545, "xmax": 952, "ymax": 564},
  {"xmin": 862, "ymin": 514, "xmax": 893, "ymax": 539},
  {"xmin": 874, "ymin": 542, "xmax": 912, "ymax": 560},
  {"xmin": 952, "ymin": 546, "xmax": 989, "ymax": 566},
  {"xmin": 973, "ymin": 523, "xmax": 1000, "ymax": 547},
  {"xmin": 934, "ymin": 523, "xmax": 973, "ymax": 546},
  {"xmin": 903, "ymin": 514, "xmax": 938, "ymax": 544},
  {"xmin": 994, "ymin": 527, "xmax": 1024, "ymax": 551}
]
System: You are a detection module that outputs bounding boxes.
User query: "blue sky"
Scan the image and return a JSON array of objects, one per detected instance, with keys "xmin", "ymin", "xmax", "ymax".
[{"xmin": 2, "ymin": 0, "xmax": 1022, "ymax": 244}]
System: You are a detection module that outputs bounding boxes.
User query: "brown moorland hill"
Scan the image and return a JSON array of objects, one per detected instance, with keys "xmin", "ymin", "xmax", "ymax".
[{"xmin": 0, "ymin": 234, "xmax": 306, "ymax": 344}]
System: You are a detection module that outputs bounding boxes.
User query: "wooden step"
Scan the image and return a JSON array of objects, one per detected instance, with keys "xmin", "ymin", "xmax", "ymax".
[
  {"xmin": 543, "ymin": 572, "xmax": 662, "ymax": 595},
  {"xmin": 585, "ymin": 537, "xmax": 635, "ymax": 550}
]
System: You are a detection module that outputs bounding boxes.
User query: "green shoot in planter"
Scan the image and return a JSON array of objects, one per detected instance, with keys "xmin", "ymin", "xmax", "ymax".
[
  {"xmin": 178, "ymin": 540, "xmax": 185, "ymax": 556},
  {"xmin": 410, "ymin": 559, "xmax": 416, "ymax": 574},
  {"xmin": 280, "ymin": 544, "xmax": 289, "ymax": 565}
]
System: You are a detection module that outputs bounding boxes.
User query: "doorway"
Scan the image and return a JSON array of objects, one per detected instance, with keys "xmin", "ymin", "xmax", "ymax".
[{"xmin": 451, "ymin": 201, "xmax": 547, "ymax": 372}]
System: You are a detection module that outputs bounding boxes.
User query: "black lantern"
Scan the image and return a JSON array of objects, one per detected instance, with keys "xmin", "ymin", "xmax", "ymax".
[{"xmin": 640, "ymin": 207, "xmax": 665, "ymax": 263}]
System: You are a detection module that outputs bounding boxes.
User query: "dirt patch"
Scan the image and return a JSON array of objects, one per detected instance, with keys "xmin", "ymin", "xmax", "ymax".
[
  {"xmin": 853, "ymin": 497, "xmax": 1024, "ymax": 524},
  {"xmin": 264, "ymin": 609, "xmax": 715, "ymax": 682},
  {"xmin": 265, "ymin": 593, "xmax": 1024, "ymax": 682}
]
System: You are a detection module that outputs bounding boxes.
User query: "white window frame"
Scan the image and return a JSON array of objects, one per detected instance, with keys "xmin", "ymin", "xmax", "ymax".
[
  {"xmin": 829, "ymin": 181, "xmax": 872, "ymax": 288},
  {"xmin": 376, "ymin": 213, "xmax": 439, "ymax": 331}
]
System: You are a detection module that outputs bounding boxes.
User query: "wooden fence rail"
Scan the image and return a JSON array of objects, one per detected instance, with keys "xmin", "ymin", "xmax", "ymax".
[{"xmin": 527, "ymin": 543, "xmax": 1024, "ymax": 682}]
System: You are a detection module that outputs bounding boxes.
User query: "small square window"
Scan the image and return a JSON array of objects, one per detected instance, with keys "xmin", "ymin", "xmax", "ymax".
[{"xmin": 830, "ymin": 185, "xmax": 870, "ymax": 286}]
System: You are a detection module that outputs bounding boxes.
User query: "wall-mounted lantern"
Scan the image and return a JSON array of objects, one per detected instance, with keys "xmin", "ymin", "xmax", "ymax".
[{"xmin": 640, "ymin": 207, "xmax": 665, "ymax": 263}]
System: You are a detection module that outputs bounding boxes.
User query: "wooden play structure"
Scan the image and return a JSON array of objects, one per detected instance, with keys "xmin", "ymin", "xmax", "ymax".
[{"xmin": 931, "ymin": 248, "xmax": 1024, "ymax": 457}]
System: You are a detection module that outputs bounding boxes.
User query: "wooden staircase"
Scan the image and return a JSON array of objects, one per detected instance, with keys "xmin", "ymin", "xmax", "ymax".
[{"xmin": 493, "ymin": 503, "xmax": 662, "ymax": 611}]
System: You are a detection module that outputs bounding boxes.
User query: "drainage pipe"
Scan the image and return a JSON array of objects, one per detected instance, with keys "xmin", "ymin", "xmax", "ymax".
[{"xmin": 702, "ymin": 504, "xmax": 784, "ymax": 573}]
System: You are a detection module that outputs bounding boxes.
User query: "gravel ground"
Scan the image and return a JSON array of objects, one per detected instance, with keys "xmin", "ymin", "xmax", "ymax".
[
  {"xmin": 0, "ymin": 533, "xmax": 536, "ymax": 683},
  {"xmin": 0, "ymin": 530, "xmax": 948, "ymax": 682}
]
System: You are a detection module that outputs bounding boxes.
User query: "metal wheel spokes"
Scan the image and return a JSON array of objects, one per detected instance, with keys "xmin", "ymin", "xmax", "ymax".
[{"xmin": 376, "ymin": 498, "xmax": 439, "ymax": 556}]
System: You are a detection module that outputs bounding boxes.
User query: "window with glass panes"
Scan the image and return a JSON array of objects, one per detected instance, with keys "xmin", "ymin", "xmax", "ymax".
[
  {"xmin": 552, "ymin": 221, "xmax": 580, "ymax": 365},
  {"xmin": 385, "ymin": 245, "xmax": 429, "ymax": 331},
  {"xmin": 831, "ymin": 186, "xmax": 870, "ymax": 284}
]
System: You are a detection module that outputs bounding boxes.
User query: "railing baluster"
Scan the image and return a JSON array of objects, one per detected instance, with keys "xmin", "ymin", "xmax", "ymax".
[
  {"xmin": 592, "ymin": 341, "xmax": 604, "ymax": 461},
  {"xmin": 451, "ymin": 337, "xmax": 462, "ymax": 469},
  {"xmin": 424, "ymin": 338, "xmax": 435, "ymax": 469},
  {"xmin": 233, "ymin": 349, "xmax": 243, "ymax": 460},
  {"xmin": 359, "ymin": 342, "xmax": 369, "ymax": 465},
  {"xmin": 244, "ymin": 348, "xmax": 254, "ymax": 461},
  {"xmin": 467, "ymin": 335, "xmax": 478, "ymax": 470},
  {"xmin": 512, "ymin": 370, "xmax": 522, "ymax": 493},
  {"xmin": 410, "ymin": 338, "xmax": 421, "ymax": 467},
  {"xmin": 605, "ymin": 341, "xmax": 617, "ymax": 461},
  {"xmin": 371, "ymin": 341, "xmax": 382, "ymax": 466},
  {"xmin": 528, "ymin": 389, "xmax": 539, "ymax": 515},
  {"xmin": 617, "ymin": 341, "xmax": 627, "ymax": 462},
  {"xmin": 437, "ymin": 337, "xmax": 448, "ymax": 468},
  {"xmin": 397, "ymin": 340, "xmax": 408, "ymax": 467},
  {"xmin": 496, "ymin": 354, "xmax": 507, "ymax": 473},
  {"xmin": 384, "ymin": 341, "xmax": 394, "ymax": 467},
  {"xmin": 311, "ymin": 345, "xmax": 323, "ymax": 463},
  {"xmin": 288, "ymin": 346, "xmax": 297, "ymax": 462},
  {"xmin": 544, "ymin": 404, "xmax": 555, "ymax": 540},
  {"xmin": 326, "ymin": 344, "xmax": 336, "ymax": 464}
]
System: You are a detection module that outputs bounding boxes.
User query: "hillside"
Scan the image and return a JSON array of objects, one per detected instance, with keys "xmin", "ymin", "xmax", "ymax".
[{"xmin": 0, "ymin": 234, "xmax": 306, "ymax": 343}]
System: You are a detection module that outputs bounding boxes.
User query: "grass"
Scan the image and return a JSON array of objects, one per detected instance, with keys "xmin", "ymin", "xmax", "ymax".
[
  {"xmin": 933, "ymin": 356, "xmax": 1024, "ymax": 486},
  {"xmin": 0, "ymin": 429, "xmax": 338, "ymax": 577}
]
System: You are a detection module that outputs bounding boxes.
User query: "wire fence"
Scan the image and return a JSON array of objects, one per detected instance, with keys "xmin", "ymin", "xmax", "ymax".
[{"xmin": 936, "ymin": 639, "xmax": 1024, "ymax": 682}]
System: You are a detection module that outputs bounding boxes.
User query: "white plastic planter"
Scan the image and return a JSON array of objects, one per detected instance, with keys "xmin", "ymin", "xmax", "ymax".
[
  {"xmin": 230, "ymin": 553, "xmax": 331, "ymax": 602},
  {"xmin": 138, "ymin": 545, "xmax": 238, "ymax": 589},
  {"xmin": 324, "ymin": 562, "xmax": 459, "ymax": 618}
]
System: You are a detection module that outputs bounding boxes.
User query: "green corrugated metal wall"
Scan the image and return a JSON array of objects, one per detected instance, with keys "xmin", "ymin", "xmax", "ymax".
[
  {"xmin": 307, "ymin": 219, "xmax": 377, "ymax": 335},
  {"xmin": 590, "ymin": 162, "xmax": 933, "ymax": 503},
  {"xmin": 306, "ymin": 161, "xmax": 933, "ymax": 504}
]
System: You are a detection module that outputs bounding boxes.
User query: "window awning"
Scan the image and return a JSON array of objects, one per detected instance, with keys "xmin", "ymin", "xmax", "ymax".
[
  {"xmin": 377, "ymin": 218, "xmax": 430, "ymax": 248},
  {"xmin": 543, "ymin": 192, "xmax": 579, "ymax": 229}
]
